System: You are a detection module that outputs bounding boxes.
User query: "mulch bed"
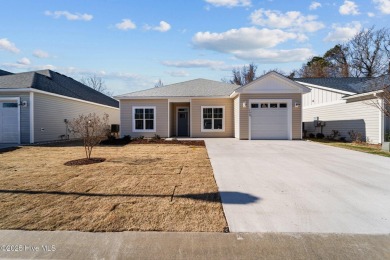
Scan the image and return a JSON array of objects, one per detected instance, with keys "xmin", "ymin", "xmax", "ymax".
[
  {"xmin": 130, "ymin": 139, "xmax": 205, "ymax": 146},
  {"xmin": 64, "ymin": 158, "xmax": 106, "ymax": 166}
]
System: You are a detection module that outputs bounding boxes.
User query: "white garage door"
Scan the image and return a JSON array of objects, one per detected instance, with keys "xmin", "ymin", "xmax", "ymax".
[
  {"xmin": 250, "ymin": 100, "xmax": 291, "ymax": 140},
  {"xmin": 0, "ymin": 101, "xmax": 19, "ymax": 143}
]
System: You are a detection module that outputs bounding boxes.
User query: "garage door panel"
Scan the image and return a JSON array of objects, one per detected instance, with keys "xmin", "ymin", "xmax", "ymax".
[
  {"xmin": 250, "ymin": 101, "xmax": 290, "ymax": 140},
  {"xmin": 0, "ymin": 102, "xmax": 19, "ymax": 143}
]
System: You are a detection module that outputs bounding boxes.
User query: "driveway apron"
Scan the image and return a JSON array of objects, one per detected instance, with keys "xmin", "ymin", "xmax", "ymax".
[{"xmin": 205, "ymin": 139, "xmax": 390, "ymax": 233}]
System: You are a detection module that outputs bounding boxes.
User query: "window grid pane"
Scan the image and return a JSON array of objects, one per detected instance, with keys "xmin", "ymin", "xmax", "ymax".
[
  {"xmin": 135, "ymin": 109, "xmax": 144, "ymax": 119},
  {"xmin": 213, "ymin": 108, "xmax": 223, "ymax": 119},
  {"xmin": 135, "ymin": 120, "xmax": 144, "ymax": 130},
  {"xmin": 214, "ymin": 119, "xmax": 223, "ymax": 129},
  {"xmin": 145, "ymin": 120, "xmax": 154, "ymax": 130},
  {"xmin": 204, "ymin": 119, "xmax": 212, "ymax": 129},
  {"xmin": 3, "ymin": 103, "xmax": 17, "ymax": 108},
  {"xmin": 203, "ymin": 108, "xmax": 213, "ymax": 119}
]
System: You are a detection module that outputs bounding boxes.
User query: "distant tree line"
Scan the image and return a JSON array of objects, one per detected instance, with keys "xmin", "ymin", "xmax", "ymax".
[{"xmin": 226, "ymin": 26, "xmax": 390, "ymax": 85}]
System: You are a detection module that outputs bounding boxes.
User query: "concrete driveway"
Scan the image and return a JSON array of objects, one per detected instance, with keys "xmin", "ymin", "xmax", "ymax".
[{"xmin": 205, "ymin": 139, "xmax": 390, "ymax": 234}]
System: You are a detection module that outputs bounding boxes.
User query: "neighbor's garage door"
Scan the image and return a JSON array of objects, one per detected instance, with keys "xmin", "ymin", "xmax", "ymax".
[
  {"xmin": 0, "ymin": 101, "xmax": 19, "ymax": 143},
  {"xmin": 250, "ymin": 100, "xmax": 290, "ymax": 140}
]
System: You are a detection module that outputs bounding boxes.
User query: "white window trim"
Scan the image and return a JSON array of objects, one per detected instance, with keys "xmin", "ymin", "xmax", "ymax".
[
  {"xmin": 132, "ymin": 106, "xmax": 156, "ymax": 133},
  {"xmin": 201, "ymin": 106, "xmax": 225, "ymax": 132}
]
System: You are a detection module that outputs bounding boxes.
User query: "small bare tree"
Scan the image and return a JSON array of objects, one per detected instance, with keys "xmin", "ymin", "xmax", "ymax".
[
  {"xmin": 68, "ymin": 113, "xmax": 110, "ymax": 159},
  {"xmin": 229, "ymin": 63, "xmax": 258, "ymax": 86},
  {"xmin": 80, "ymin": 75, "xmax": 114, "ymax": 96},
  {"xmin": 365, "ymin": 76, "xmax": 390, "ymax": 118},
  {"xmin": 155, "ymin": 79, "xmax": 164, "ymax": 88},
  {"xmin": 347, "ymin": 27, "xmax": 390, "ymax": 77}
]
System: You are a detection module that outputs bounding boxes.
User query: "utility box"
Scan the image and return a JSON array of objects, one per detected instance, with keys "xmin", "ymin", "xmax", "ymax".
[{"xmin": 382, "ymin": 142, "xmax": 390, "ymax": 152}]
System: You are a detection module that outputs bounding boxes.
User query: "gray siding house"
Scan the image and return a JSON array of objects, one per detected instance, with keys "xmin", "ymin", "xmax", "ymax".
[
  {"xmin": 0, "ymin": 69, "xmax": 119, "ymax": 144},
  {"xmin": 297, "ymin": 76, "xmax": 389, "ymax": 144}
]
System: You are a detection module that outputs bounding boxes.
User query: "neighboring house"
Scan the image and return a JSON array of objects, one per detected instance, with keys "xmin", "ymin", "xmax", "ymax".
[
  {"xmin": 296, "ymin": 76, "xmax": 390, "ymax": 144},
  {"xmin": 0, "ymin": 69, "xmax": 119, "ymax": 144},
  {"xmin": 115, "ymin": 72, "xmax": 310, "ymax": 140}
]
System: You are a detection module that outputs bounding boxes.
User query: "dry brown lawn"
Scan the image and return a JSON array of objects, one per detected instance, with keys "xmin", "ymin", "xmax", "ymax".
[{"xmin": 0, "ymin": 142, "xmax": 228, "ymax": 232}]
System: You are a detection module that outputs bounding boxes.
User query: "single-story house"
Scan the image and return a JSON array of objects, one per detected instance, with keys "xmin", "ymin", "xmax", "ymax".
[
  {"xmin": 115, "ymin": 72, "xmax": 310, "ymax": 140},
  {"xmin": 296, "ymin": 76, "xmax": 390, "ymax": 144},
  {"xmin": 0, "ymin": 69, "xmax": 119, "ymax": 144}
]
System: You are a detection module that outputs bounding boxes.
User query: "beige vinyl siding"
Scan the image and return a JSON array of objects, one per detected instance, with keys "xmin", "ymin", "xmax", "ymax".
[
  {"xmin": 239, "ymin": 93, "xmax": 302, "ymax": 140},
  {"xmin": 234, "ymin": 96, "xmax": 240, "ymax": 138},
  {"xmin": 303, "ymin": 99, "xmax": 380, "ymax": 143},
  {"xmin": 34, "ymin": 93, "xmax": 119, "ymax": 143},
  {"xmin": 120, "ymin": 99, "xmax": 168, "ymax": 138},
  {"xmin": 303, "ymin": 87, "xmax": 344, "ymax": 107},
  {"xmin": 191, "ymin": 98, "xmax": 234, "ymax": 138},
  {"xmin": 0, "ymin": 92, "xmax": 30, "ymax": 143}
]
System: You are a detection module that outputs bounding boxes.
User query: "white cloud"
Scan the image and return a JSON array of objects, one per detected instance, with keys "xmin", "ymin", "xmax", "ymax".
[
  {"xmin": 250, "ymin": 9, "xmax": 325, "ymax": 32},
  {"xmin": 309, "ymin": 2, "xmax": 322, "ymax": 10},
  {"xmin": 17, "ymin": 57, "xmax": 31, "ymax": 65},
  {"xmin": 339, "ymin": 1, "xmax": 360, "ymax": 15},
  {"xmin": 144, "ymin": 21, "xmax": 171, "ymax": 32},
  {"xmin": 193, "ymin": 27, "xmax": 302, "ymax": 52},
  {"xmin": 165, "ymin": 70, "xmax": 190, "ymax": 77},
  {"xmin": 115, "ymin": 19, "xmax": 136, "ymax": 30},
  {"xmin": 44, "ymin": 10, "xmax": 93, "ymax": 21},
  {"xmin": 0, "ymin": 38, "xmax": 20, "ymax": 53},
  {"xmin": 204, "ymin": 0, "xmax": 251, "ymax": 7},
  {"xmin": 2, "ymin": 62, "xmax": 55, "ymax": 70},
  {"xmin": 373, "ymin": 0, "xmax": 390, "ymax": 14},
  {"xmin": 324, "ymin": 21, "xmax": 361, "ymax": 42},
  {"xmin": 192, "ymin": 27, "xmax": 314, "ymax": 63},
  {"xmin": 367, "ymin": 12, "xmax": 375, "ymax": 17},
  {"xmin": 232, "ymin": 48, "xmax": 314, "ymax": 63},
  {"xmin": 33, "ymin": 49, "xmax": 49, "ymax": 58},
  {"xmin": 162, "ymin": 59, "xmax": 225, "ymax": 69}
]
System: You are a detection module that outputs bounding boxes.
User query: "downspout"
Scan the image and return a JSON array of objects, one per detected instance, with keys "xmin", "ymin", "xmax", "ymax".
[{"xmin": 29, "ymin": 92, "xmax": 34, "ymax": 144}]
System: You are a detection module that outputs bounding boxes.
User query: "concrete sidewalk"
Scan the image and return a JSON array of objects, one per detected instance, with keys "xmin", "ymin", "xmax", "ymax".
[{"xmin": 0, "ymin": 230, "xmax": 389, "ymax": 259}]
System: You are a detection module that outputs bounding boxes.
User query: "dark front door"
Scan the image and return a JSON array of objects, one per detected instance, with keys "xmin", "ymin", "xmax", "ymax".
[{"xmin": 177, "ymin": 108, "xmax": 189, "ymax": 136}]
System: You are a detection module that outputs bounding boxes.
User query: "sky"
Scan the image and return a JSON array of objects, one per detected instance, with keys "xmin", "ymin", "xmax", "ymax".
[{"xmin": 1, "ymin": 0, "xmax": 389, "ymax": 95}]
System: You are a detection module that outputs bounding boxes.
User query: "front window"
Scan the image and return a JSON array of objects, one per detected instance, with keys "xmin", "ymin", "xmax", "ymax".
[
  {"xmin": 202, "ymin": 106, "xmax": 224, "ymax": 131},
  {"xmin": 133, "ymin": 107, "xmax": 155, "ymax": 132}
]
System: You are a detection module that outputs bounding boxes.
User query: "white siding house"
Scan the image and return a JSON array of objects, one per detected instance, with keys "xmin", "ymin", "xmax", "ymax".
[{"xmin": 296, "ymin": 77, "xmax": 387, "ymax": 144}]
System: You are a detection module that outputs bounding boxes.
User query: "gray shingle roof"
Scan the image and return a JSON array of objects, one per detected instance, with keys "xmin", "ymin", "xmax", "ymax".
[
  {"xmin": 348, "ymin": 75, "xmax": 390, "ymax": 94},
  {"xmin": 294, "ymin": 77, "xmax": 372, "ymax": 93},
  {"xmin": 116, "ymin": 78, "xmax": 238, "ymax": 98},
  {"xmin": 0, "ymin": 70, "xmax": 119, "ymax": 108},
  {"xmin": 0, "ymin": 69, "xmax": 13, "ymax": 76}
]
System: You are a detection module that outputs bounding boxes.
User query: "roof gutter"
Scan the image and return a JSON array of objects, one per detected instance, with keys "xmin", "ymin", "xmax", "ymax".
[
  {"xmin": 0, "ymin": 88, "xmax": 119, "ymax": 109},
  {"xmin": 343, "ymin": 90, "xmax": 383, "ymax": 100},
  {"xmin": 229, "ymin": 91, "xmax": 239, "ymax": 98},
  {"xmin": 295, "ymin": 81, "xmax": 356, "ymax": 95},
  {"xmin": 114, "ymin": 95, "xmax": 232, "ymax": 100}
]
